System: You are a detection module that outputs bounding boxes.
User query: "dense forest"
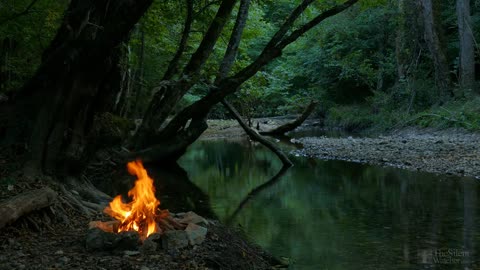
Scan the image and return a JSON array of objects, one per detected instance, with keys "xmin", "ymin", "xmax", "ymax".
[
  {"xmin": 1, "ymin": 0, "xmax": 480, "ymax": 269},
  {"xmin": 1, "ymin": 0, "xmax": 480, "ymax": 171}
]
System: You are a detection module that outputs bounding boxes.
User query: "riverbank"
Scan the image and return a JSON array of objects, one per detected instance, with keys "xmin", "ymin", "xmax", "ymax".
[
  {"xmin": 293, "ymin": 128, "xmax": 480, "ymax": 179},
  {"xmin": 202, "ymin": 118, "xmax": 480, "ymax": 178}
]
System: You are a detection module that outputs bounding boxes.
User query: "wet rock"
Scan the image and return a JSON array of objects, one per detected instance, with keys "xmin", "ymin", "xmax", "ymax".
[
  {"xmin": 185, "ymin": 223, "xmax": 207, "ymax": 246},
  {"xmin": 162, "ymin": 230, "xmax": 189, "ymax": 250}
]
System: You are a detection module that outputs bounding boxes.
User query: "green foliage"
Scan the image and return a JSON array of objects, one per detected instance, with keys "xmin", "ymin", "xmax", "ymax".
[
  {"xmin": 3, "ymin": 0, "xmax": 480, "ymax": 135},
  {"xmin": 412, "ymin": 97, "xmax": 480, "ymax": 131},
  {"xmin": 324, "ymin": 105, "xmax": 374, "ymax": 131},
  {"xmin": 0, "ymin": 0, "xmax": 67, "ymax": 93}
]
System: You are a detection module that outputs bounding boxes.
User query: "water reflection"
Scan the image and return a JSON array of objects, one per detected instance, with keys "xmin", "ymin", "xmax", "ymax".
[{"xmin": 179, "ymin": 139, "xmax": 480, "ymax": 270}]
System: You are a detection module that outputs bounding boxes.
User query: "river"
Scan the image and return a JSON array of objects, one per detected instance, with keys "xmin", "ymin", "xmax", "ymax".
[{"xmin": 177, "ymin": 136, "xmax": 480, "ymax": 269}]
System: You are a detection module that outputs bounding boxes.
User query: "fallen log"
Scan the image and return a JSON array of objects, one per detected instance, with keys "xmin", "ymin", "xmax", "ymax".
[
  {"xmin": 222, "ymin": 99, "xmax": 293, "ymax": 167},
  {"xmin": 0, "ymin": 187, "xmax": 57, "ymax": 229},
  {"xmin": 260, "ymin": 101, "xmax": 318, "ymax": 135}
]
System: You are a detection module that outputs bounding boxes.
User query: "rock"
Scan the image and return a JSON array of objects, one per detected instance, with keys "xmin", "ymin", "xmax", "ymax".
[
  {"xmin": 162, "ymin": 230, "xmax": 189, "ymax": 250},
  {"xmin": 185, "ymin": 223, "xmax": 207, "ymax": 246},
  {"xmin": 178, "ymin": 211, "xmax": 209, "ymax": 226},
  {"xmin": 114, "ymin": 231, "xmax": 140, "ymax": 251},
  {"xmin": 0, "ymin": 94, "xmax": 8, "ymax": 102},
  {"xmin": 140, "ymin": 233, "xmax": 161, "ymax": 254},
  {"xmin": 85, "ymin": 228, "xmax": 119, "ymax": 251},
  {"xmin": 175, "ymin": 212, "xmax": 186, "ymax": 218},
  {"xmin": 124, "ymin": 250, "xmax": 140, "ymax": 256},
  {"xmin": 85, "ymin": 228, "xmax": 140, "ymax": 252}
]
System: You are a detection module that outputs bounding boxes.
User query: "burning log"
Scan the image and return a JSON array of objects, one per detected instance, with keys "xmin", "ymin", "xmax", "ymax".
[{"xmin": 0, "ymin": 187, "xmax": 57, "ymax": 229}]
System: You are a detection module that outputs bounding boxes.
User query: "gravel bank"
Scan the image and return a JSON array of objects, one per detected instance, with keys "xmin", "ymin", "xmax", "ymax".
[{"xmin": 293, "ymin": 130, "xmax": 480, "ymax": 179}]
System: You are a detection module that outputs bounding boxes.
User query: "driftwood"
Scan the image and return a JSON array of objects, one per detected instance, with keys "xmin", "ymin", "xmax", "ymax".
[
  {"xmin": 0, "ymin": 187, "xmax": 57, "ymax": 229},
  {"xmin": 260, "ymin": 101, "xmax": 318, "ymax": 135},
  {"xmin": 222, "ymin": 100, "xmax": 293, "ymax": 167}
]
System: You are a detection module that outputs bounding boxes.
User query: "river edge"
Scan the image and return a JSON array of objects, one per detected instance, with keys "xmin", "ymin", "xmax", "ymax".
[
  {"xmin": 294, "ymin": 129, "xmax": 480, "ymax": 179},
  {"xmin": 202, "ymin": 119, "xmax": 480, "ymax": 179}
]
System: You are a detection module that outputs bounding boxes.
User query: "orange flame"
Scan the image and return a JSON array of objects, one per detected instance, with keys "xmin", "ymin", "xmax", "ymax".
[{"xmin": 105, "ymin": 160, "xmax": 166, "ymax": 239}]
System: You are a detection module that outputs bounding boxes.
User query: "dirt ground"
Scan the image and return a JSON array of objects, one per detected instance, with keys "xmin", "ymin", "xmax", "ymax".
[
  {"xmin": 0, "ymin": 147, "xmax": 285, "ymax": 270},
  {"xmin": 0, "ymin": 182, "xmax": 284, "ymax": 270}
]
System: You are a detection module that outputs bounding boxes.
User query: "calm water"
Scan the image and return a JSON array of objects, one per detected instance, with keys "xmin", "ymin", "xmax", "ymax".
[{"xmin": 178, "ymin": 139, "xmax": 480, "ymax": 270}]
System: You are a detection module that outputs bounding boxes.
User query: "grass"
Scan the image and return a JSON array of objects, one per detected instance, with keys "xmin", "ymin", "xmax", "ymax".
[{"xmin": 322, "ymin": 96, "xmax": 480, "ymax": 134}]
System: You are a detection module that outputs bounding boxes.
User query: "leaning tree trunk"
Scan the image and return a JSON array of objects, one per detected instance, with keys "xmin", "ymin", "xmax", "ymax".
[
  {"xmin": 131, "ymin": 0, "xmax": 359, "ymax": 163},
  {"xmin": 4, "ymin": 0, "xmax": 153, "ymax": 176},
  {"xmin": 456, "ymin": 0, "xmax": 475, "ymax": 92}
]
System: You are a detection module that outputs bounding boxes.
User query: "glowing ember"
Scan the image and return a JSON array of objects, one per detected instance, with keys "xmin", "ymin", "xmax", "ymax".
[{"xmin": 104, "ymin": 160, "xmax": 168, "ymax": 239}]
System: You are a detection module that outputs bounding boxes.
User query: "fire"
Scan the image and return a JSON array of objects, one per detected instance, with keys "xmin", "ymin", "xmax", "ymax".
[{"xmin": 104, "ymin": 160, "xmax": 167, "ymax": 239}]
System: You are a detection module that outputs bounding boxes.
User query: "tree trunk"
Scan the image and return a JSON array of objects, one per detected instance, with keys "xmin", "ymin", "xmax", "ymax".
[
  {"xmin": 419, "ymin": 0, "xmax": 452, "ymax": 99},
  {"xmin": 260, "ymin": 101, "xmax": 318, "ymax": 135},
  {"xmin": 114, "ymin": 44, "xmax": 132, "ymax": 117},
  {"xmin": 456, "ymin": 0, "xmax": 475, "ymax": 92},
  {"xmin": 395, "ymin": 0, "xmax": 408, "ymax": 81},
  {"xmin": 4, "ymin": 0, "xmax": 153, "ymax": 176},
  {"xmin": 132, "ymin": 26, "xmax": 146, "ymax": 117},
  {"xmin": 133, "ymin": 0, "xmax": 237, "ymax": 149}
]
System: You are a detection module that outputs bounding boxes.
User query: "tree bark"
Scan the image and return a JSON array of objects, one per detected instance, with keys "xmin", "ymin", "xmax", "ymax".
[
  {"xmin": 456, "ymin": 0, "xmax": 475, "ymax": 92},
  {"xmin": 215, "ymin": 0, "xmax": 251, "ymax": 84},
  {"xmin": 395, "ymin": 0, "xmax": 408, "ymax": 80},
  {"xmin": 0, "ymin": 187, "xmax": 57, "ymax": 229},
  {"xmin": 132, "ymin": 26, "xmax": 146, "ymax": 117},
  {"xmin": 260, "ymin": 101, "xmax": 318, "ymax": 135},
  {"xmin": 5, "ymin": 0, "xmax": 153, "ymax": 176},
  {"xmin": 134, "ymin": 0, "xmax": 237, "ymax": 149},
  {"xmin": 419, "ymin": 0, "xmax": 452, "ymax": 99}
]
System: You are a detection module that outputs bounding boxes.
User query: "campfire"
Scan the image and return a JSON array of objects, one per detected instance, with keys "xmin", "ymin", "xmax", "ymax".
[
  {"xmin": 105, "ymin": 160, "xmax": 169, "ymax": 239},
  {"xmin": 87, "ymin": 160, "xmax": 209, "ymax": 252}
]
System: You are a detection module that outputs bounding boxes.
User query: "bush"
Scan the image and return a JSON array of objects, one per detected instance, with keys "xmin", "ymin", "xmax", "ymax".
[{"xmin": 324, "ymin": 105, "xmax": 374, "ymax": 132}]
